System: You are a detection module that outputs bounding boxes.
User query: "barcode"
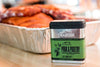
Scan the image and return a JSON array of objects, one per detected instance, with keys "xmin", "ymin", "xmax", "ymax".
[{"xmin": 61, "ymin": 46, "xmax": 80, "ymax": 54}]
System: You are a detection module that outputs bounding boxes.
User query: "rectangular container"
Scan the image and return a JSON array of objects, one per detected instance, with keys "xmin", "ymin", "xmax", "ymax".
[
  {"xmin": 50, "ymin": 20, "xmax": 86, "ymax": 64},
  {"xmin": 0, "ymin": 20, "xmax": 100, "ymax": 53}
]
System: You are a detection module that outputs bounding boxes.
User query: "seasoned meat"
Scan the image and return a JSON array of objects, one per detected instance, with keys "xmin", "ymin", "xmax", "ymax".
[
  {"xmin": 1, "ymin": 5, "xmax": 75, "ymax": 20},
  {"xmin": 1, "ymin": 5, "xmax": 75, "ymax": 28},
  {"xmin": 34, "ymin": 5, "xmax": 75, "ymax": 20},
  {"xmin": 1, "ymin": 5, "xmax": 41, "ymax": 19},
  {"xmin": 2, "ymin": 13, "xmax": 53, "ymax": 28}
]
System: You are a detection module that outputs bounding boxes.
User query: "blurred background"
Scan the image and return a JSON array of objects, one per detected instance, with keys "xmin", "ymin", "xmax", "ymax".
[{"xmin": 1, "ymin": 0, "xmax": 100, "ymax": 19}]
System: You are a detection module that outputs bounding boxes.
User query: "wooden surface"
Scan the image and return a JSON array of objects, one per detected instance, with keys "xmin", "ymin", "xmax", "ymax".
[{"xmin": 0, "ymin": 43, "xmax": 100, "ymax": 67}]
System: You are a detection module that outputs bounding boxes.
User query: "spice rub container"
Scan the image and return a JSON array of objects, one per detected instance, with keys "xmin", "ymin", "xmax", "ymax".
[{"xmin": 50, "ymin": 20, "xmax": 86, "ymax": 64}]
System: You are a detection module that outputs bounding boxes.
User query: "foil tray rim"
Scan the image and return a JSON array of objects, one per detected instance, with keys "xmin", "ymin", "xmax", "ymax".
[{"xmin": 0, "ymin": 23, "xmax": 49, "ymax": 30}]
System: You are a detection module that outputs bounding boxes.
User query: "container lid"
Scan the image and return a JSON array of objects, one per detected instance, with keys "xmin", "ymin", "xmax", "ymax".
[{"xmin": 50, "ymin": 20, "xmax": 86, "ymax": 29}]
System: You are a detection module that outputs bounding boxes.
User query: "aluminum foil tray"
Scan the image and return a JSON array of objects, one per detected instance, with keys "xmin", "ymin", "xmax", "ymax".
[
  {"xmin": 0, "ymin": 24, "xmax": 50, "ymax": 53},
  {"xmin": 85, "ymin": 21, "xmax": 100, "ymax": 45},
  {"xmin": 0, "ymin": 20, "xmax": 100, "ymax": 53}
]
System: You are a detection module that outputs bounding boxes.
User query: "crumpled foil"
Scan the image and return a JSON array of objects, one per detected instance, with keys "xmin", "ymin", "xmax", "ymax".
[{"xmin": 0, "ymin": 23, "xmax": 50, "ymax": 53}]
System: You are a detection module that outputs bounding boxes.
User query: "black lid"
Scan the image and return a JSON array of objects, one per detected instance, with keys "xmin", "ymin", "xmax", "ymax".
[{"xmin": 50, "ymin": 20, "xmax": 86, "ymax": 29}]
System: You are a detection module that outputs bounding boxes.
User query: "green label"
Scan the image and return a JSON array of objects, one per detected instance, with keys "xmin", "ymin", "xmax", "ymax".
[{"xmin": 51, "ymin": 38, "xmax": 85, "ymax": 61}]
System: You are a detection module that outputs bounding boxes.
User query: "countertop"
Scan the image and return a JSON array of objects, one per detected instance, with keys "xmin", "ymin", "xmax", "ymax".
[{"xmin": 0, "ymin": 43, "xmax": 100, "ymax": 67}]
